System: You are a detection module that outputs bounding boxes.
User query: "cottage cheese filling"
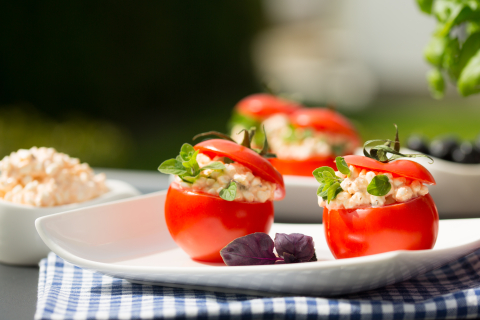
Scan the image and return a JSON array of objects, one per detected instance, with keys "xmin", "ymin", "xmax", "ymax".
[
  {"xmin": 319, "ymin": 165, "xmax": 429, "ymax": 209},
  {"xmin": 174, "ymin": 153, "xmax": 276, "ymax": 203},
  {"xmin": 0, "ymin": 147, "xmax": 108, "ymax": 207},
  {"xmin": 263, "ymin": 114, "xmax": 356, "ymax": 160}
]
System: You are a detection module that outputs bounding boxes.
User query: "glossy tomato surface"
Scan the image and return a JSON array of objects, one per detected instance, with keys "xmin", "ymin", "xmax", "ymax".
[
  {"xmin": 323, "ymin": 194, "xmax": 439, "ymax": 259},
  {"xmin": 290, "ymin": 108, "xmax": 361, "ymax": 145},
  {"xmin": 165, "ymin": 183, "xmax": 274, "ymax": 262},
  {"xmin": 235, "ymin": 94, "xmax": 301, "ymax": 120},
  {"xmin": 343, "ymin": 155, "xmax": 436, "ymax": 185},
  {"xmin": 269, "ymin": 157, "xmax": 336, "ymax": 176},
  {"xmin": 194, "ymin": 139, "xmax": 285, "ymax": 200}
]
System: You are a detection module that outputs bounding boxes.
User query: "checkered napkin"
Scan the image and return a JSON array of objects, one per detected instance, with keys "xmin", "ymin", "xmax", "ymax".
[{"xmin": 35, "ymin": 251, "xmax": 480, "ymax": 320}]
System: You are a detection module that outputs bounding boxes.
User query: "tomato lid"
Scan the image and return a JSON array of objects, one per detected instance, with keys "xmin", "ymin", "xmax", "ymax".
[
  {"xmin": 343, "ymin": 155, "xmax": 436, "ymax": 185},
  {"xmin": 290, "ymin": 108, "xmax": 360, "ymax": 143},
  {"xmin": 235, "ymin": 94, "xmax": 301, "ymax": 121},
  {"xmin": 194, "ymin": 139, "xmax": 286, "ymax": 200}
]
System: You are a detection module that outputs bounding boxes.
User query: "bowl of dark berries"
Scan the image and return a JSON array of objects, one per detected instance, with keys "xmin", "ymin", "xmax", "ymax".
[{"xmin": 404, "ymin": 134, "xmax": 480, "ymax": 217}]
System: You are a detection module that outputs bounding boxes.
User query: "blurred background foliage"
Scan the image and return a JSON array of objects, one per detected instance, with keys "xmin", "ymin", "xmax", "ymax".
[{"xmin": 0, "ymin": 0, "xmax": 479, "ymax": 170}]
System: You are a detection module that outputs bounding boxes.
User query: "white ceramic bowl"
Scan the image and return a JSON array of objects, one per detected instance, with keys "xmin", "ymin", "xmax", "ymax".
[
  {"xmin": 401, "ymin": 148, "xmax": 480, "ymax": 218},
  {"xmin": 0, "ymin": 179, "xmax": 140, "ymax": 265}
]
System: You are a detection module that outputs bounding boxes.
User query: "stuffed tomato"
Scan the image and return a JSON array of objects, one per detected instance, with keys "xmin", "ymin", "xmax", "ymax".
[
  {"xmin": 315, "ymin": 126, "xmax": 438, "ymax": 259},
  {"xmin": 265, "ymin": 108, "xmax": 361, "ymax": 176},
  {"xmin": 159, "ymin": 133, "xmax": 285, "ymax": 262}
]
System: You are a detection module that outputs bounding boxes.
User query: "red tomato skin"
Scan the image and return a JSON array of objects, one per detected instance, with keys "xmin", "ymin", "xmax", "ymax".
[
  {"xmin": 235, "ymin": 94, "xmax": 301, "ymax": 120},
  {"xmin": 165, "ymin": 184, "xmax": 274, "ymax": 262},
  {"xmin": 194, "ymin": 139, "xmax": 285, "ymax": 200},
  {"xmin": 323, "ymin": 194, "xmax": 439, "ymax": 259},
  {"xmin": 289, "ymin": 108, "xmax": 361, "ymax": 145},
  {"xmin": 343, "ymin": 155, "xmax": 436, "ymax": 185},
  {"xmin": 269, "ymin": 157, "xmax": 336, "ymax": 176}
]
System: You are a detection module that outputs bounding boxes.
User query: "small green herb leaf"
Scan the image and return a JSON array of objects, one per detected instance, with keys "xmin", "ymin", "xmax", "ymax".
[
  {"xmin": 335, "ymin": 157, "xmax": 350, "ymax": 177},
  {"xmin": 322, "ymin": 171, "xmax": 335, "ymax": 181},
  {"xmin": 316, "ymin": 183, "xmax": 326, "ymax": 196},
  {"xmin": 327, "ymin": 182, "xmax": 342, "ymax": 204},
  {"xmin": 318, "ymin": 180, "xmax": 335, "ymax": 199},
  {"xmin": 181, "ymin": 149, "xmax": 200, "ymax": 174},
  {"xmin": 367, "ymin": 175, "xmax": 391, "ymax": 196},
  {"xmin": 312, "ymin": 167, "xmax": 336, "ymax": 183},
  {"xmin": 180, "ymin": 175, "xmax": 198, "ymax": 183},
  {"xmin": 180, "ymin": 143, "xmax": 196, "ymax": 161},
  {"xmin": 219, "ymin": 181, "xmax": 237, "ymax": 201},
  {"xmin": 200, "ymin": 162, "xmax": 225, "ymax": 171},
  {"xmin": 158, "ymin": 159, "xmax": 187, "ymax": 175}
]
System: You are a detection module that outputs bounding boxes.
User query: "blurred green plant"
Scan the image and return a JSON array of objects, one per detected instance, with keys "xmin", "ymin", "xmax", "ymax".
[
  {"xmin": 417, "ymin": 0, "xmax": 480, "ymax": 98},
  {"xmin": 0, "ymin": 105, "xmax": 134, "ymax": 167}
]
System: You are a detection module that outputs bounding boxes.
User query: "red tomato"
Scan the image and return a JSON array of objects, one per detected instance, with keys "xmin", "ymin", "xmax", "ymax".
[
  {"xmin": 343, "ymin": 155, "xmax": 436, "ymax": 185},
  {"xmin": 194, "ymin": 139, "xmax": 285, "ymax": 200},
  {"xmin": 235, "ymin": 94, "xmax": 301, "ymax": 121},
  {"xmin": 289, "ymin": 108, "xmax": 361, "ymax": 145},
  {"xmin": 323, "ymin": 194, "xmax": 439, "ymax": 259},
  {"xmin": 269, "ymin": 157, "xmax": 336, "ymax": 176},
  {"xmin": 165, "ymin": 183, "xmax": 274, "ymax": 262}
]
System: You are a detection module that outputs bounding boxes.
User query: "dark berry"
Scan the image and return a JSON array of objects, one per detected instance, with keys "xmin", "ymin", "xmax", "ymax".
[
  {"xmin": 406, "ymin": 135, "xmax": 429, "ymax": 154},
  {"xmin": 429, "ymin": 137, "xmax": 458, "ymax": 161}
]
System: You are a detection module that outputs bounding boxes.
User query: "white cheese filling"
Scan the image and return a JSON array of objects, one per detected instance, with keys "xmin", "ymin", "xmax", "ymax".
[
  {"xmin": 318, "ymin": 165, "xmax": 429, "ymax": 209},
  {"xmin": 174, "ymin": 153, "xmax": 276, "ymax": 203},
  {"xmin": 262, "ymin": 114, "xmax": 356, "ymax": 160},
  {"xmin": 0, "ymin": 147, "xmax": 108, "ymax": 207}
]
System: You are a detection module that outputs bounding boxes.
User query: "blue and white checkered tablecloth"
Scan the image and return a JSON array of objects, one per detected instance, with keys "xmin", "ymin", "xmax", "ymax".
[{"xmin": 35, "ymin": 251, "xmax": 480, "ymax": 320}]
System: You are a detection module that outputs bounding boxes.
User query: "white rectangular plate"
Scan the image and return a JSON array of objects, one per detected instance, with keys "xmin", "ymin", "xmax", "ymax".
[{"xmin": 36, "ymin": 191, "xmax": 480, "ymax": 296}]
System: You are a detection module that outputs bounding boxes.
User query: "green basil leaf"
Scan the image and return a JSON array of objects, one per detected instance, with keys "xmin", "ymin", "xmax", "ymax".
[
  {"xmin": 327, "ymin": 182, "xmax": 342, "ymax": 204},
  {"xmin": 457, "ymin": 32, "xmax": 480, "ymax": 79},
  {"xmin": 312, "ymin": 167, "xmax": 336, "ymax": 183},
  {"xmin": 335, "ymin": 156, "xmax": 350, "ymax": 177},
  {"xmin": 367, "ymin": 175, "xmax": 391, "ymax": 196},
  {"xmin": 458, "ymin": 48, "xmax": 480, "ymax": 96},
  {"xmin": 158, "ymin": 159, "xmax": 187, "ymax": 175},
  {"xmin": 442, "ymin": 37, "xmax": 460, "ymax": 79},
  {"xmin": 424, "ymin": 36, "xmax": 449, "ymax": 67},
  {"xmin": 180, "ymin": 143, "xmax": 196, "ymax": 161},
  {"xmin": 200, "ymin": 162, "xmax": 226, "ymax": 171},
  {"xmin": 219, "ymin": 181, "xmax": 237, "ymax": 201},
  {"xmin": 427, "ymin": 68, "xmax": 445, "ymax": 99},
  {"xmin": 416, "ymin": 0, "xmax": 434, "ymax": 14}
]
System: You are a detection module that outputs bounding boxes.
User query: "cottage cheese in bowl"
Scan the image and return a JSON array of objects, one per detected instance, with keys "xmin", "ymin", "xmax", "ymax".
[
  {"xmin": 0, "ymin": 147, "xmax": 108, "ymax": 206},
  {"xmin": 0, "ymin": 147, "xmax": 140, "ymax": 265}
]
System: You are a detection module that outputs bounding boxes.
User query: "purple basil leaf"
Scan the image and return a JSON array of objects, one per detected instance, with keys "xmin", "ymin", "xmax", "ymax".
[
  {"xmin": 274, "ymin": 233, "xmax": 315, "ymax": 263},
  {"xmin": 220, "ymin": 232, "xmax": 279, "ymax": 266}
]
